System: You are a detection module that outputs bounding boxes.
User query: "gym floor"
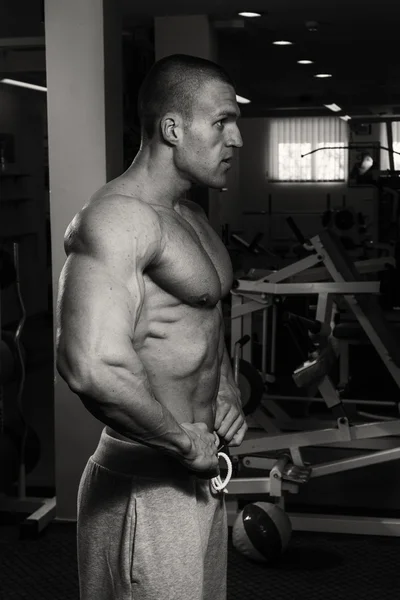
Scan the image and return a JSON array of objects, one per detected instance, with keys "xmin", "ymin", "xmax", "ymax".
[{"xmin": 1, "ymin": 517, "xmax": 399, "ymax": 599}]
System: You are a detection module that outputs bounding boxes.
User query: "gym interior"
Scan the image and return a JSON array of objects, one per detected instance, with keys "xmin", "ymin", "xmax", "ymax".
[{"xmin": 2, "ymin": 1, "xmax": 400, "ymax": 598}]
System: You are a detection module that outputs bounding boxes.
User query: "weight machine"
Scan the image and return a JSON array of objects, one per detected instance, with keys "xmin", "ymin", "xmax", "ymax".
[
  {"xmin": 0, "ymin": 242, "xmax": 56, "ymax": 536},
  {"xmin": 226, "ymin": 221, "xmax": 400, "ymax": 536}
]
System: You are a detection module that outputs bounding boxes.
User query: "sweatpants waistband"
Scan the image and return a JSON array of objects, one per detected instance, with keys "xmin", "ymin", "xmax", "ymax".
[{"xmin": 91, "ymin": 427, "xmax": 193, "ymax": 480}]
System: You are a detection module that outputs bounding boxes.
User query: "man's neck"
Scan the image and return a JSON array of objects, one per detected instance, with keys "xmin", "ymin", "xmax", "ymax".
[{"xmin": 125, "ymin": 144, "xmax": 190, "ymax": 210}]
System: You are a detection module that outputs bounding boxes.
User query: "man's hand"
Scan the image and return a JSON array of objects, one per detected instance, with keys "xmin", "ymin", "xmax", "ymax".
[
  {"xmin": 179, "ymin": 422, "xmax": 220, "ymax": 478},
  {"xmin": 214, "ymin": 381, "xmax": 248, "ymax": 447}
]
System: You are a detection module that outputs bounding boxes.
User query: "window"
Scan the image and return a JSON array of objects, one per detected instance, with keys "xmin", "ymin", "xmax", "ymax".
[
  {"xmin": 269, "ymin": 117, "xmax": 348, "ymax": 182},
  {"xmin": 380, "ymin": 122, "xmax": 400, "ymax": 170},
  {"xmin": 278, "ymin": 143, "xmax": 312, "ymax": 181}
]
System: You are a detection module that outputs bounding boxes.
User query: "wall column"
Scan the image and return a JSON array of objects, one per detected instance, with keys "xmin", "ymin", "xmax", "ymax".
[{"xmin": 44, "ymin": 0, "xmax": 122, "ymax": 520}]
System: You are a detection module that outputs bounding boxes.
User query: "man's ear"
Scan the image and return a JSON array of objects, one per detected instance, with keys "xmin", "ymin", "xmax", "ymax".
[{"xmin": 160, "ymin": 114, "xmax": 183, "ymax": 146}]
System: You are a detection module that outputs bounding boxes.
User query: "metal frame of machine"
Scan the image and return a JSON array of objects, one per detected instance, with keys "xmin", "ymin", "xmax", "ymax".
[{"xmin": 226, "ymin": 228, "xmax": 400, "ymax": 536}]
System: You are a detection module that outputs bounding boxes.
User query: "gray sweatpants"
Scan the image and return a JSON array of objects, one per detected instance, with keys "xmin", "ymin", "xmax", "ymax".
[{"xmin": 77, "ymin": 427, "xmax": 227, "ymax": 600}]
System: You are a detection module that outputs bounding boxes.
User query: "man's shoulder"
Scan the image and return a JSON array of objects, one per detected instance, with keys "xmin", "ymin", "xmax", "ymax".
[
  {"xmin": 91, "ymin": 191, "xmax": 161, "ymax": 224},
  {"xmin": 81, "ymin": 193, "xmax": 161, "ymax": 233},
  {"xmin": 65, "ymin": 194, "xmax": 162, "ymax": 256}
]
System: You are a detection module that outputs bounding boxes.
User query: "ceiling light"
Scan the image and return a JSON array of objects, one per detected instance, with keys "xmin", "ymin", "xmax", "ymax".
[
  {"xmin": 238, "ymin": 12, "xmax": 262, "ymax": 17},
  {"xmin": 314, "ymin": 73, "xmax": 332, "ymax": 78},
  {"xmin": 0, "ymin": 78, "xmax": 47, "ymax": 92},
  {"xmin": 340, "ymin": 115, "xmax": 351, "ymax": 121},
  {"xmin": 297, "ymin": 59, "xmax": 314, "ymax": 64},
  {"xmin": 236, "ymin": 94, "xmax": 251, "ymax": 104},
  {"xmin": 273, "ymin": 40, "xmax": 293, "ymax": 46},
  {"xmin": 324, "ymin": 103, "xmax": 342, "ymax": 112}
]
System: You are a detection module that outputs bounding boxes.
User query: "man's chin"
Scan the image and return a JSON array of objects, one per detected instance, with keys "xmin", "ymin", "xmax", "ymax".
[
  {"xmin": 208, "ymin": 177, "xmax": 228, "ymax": 190},
  {"xmin": 191, "ymin": 174, "xmax": 227, "ymax": 190}
]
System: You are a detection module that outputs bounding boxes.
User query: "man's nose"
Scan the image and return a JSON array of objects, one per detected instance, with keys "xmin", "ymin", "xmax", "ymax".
[
  {"xmin": 228, "ymin": 125, "xmax": 243, "ymax": 148},
  {"xmin": 235, "ymin": 128, "xmax": 243, "ymax": 148}
]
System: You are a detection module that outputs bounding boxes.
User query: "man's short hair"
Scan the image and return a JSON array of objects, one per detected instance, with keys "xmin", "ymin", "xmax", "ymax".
[{"xmin": 138, "ymin": 54, "xmax": 235, "ymax": 139}]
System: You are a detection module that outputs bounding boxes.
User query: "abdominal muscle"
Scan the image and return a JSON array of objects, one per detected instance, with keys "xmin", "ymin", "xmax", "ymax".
[{"xmin": 107, "ymin": 298, "xmax": 224, "ymax": 444}]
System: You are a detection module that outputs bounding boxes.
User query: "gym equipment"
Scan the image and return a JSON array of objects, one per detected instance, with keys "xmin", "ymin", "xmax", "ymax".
[
  {"xmin": 0, "ymin": 330, "xmax": 41, "ymax": 482},
  {"xmin": 211, "ymin": 451, "xmax": 233, "ymax": 494},
  {"xmin": 230, "ymin": 231, "xmax": 278, "ymax": 259},
  {"xmin": 321, "ymin": 207, "xmax": 369, "ymax": 252},
  {"xmin": 232, "ymin": 501, "xmax": 292, "ymax": 563},
  {"xmin": 304, "ymin": 141, "xmax": 400, "ymax": 251},
  {"xmin": 236, "ymin": 354, "xmax": 265, "ymax": 416},
  {"xmin": 0, "ymin": 241, "xmax": 56, "ymax": 535},
  {"xmin": 225, "ymin": 219, "xmax": 400, "ymax": 536},
  {"xmin": 227, "ymin": 229, "xmax": 282, "ymax": 278}
]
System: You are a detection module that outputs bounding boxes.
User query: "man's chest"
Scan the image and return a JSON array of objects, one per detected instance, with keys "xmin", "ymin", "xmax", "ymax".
[{"xmin": 150, "ymin": 204, "xmax": 233, "ymax": 304}]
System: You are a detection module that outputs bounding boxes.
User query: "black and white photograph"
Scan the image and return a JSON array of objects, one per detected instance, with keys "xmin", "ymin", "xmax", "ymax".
[{"xmin": 1, "ymin": 2, "xmax": 400, "ymax": 600}]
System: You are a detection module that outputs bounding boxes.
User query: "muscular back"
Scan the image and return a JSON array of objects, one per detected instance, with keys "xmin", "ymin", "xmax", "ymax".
[{"xmin": 57, "ymin": 192, "xmax": 233, "ymax": 430}]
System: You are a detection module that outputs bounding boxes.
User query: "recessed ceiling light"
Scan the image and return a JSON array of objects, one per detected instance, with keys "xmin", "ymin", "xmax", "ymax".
[
  {"xmin": 273, "ymin": 40, "xmax": 293, "ymax": 46},
  {"xmin": 0, "ymin": 78, "xmax": 47, "ymax": 92},
  {"xmin": 236, "ymin": 94, "xmax": 251, "ymax": 104},
  {"xmin": 340, "ymin": 115, "xmax": 351, "ymax": 121},
  {"xmin": 297, "ymin": 59, "xmax": 314, "ymax": 64},
  {"xmin": 314, "ymin": 73, "xmax": 332, "ymax": 78},
  {"xmin": 238, "ymin": 12, "xmax": 262, "ymax": 18},
  {"xmin": 324, "ymin": 103, "xmax": 342, "ymax": 112}
]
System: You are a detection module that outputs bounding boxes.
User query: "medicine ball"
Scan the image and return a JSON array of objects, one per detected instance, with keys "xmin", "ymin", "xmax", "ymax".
[{"xmin": 232, "ymin": 502, "xmax": 292, "ymax": 563}]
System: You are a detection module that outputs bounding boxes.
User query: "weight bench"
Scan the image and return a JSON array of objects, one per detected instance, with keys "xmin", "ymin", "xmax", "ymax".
[{"xmin": 226, "ymin": 225, "xmax": 400, "ymax": 536}]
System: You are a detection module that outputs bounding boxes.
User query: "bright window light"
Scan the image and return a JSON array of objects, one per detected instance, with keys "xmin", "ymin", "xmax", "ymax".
[
  {"xmin": 314, "ymin": 73, "xmax": 332, "ymax": 79},
  {"xmin": 236, "ymin": 94, "xmax": 251, "ymax": 104},
  {"xmin": 0, "ymin": 78, "xmax": 47, "ymax": 92},
  {"xmin": 269, "ymin": 117, "xmax": 348, "ymax": 182},
  {"xmin": 273, "ymin": 40, "xmax": 293, "ymax": 46},
  {"xmin": 315, "ymin": 142, "xmax": 345, "ymax": 181},
  {"xmin": 276, "ymin": 142, "xmax": 345, "ymax": 181},
  {"xmin": 238, "ymin": 12, "xmax": 262, "ymax": 17},
  {"xmin": 297, "ymin": 59, "xmax": 314, "ymax": 64},
  {"xmin": 324, "ymin": 103, "xmax": 342, "ymax": 112},
  {"xmin": 390, "ymin": 142, "xmax": 400, "ymax": 170},
  {"xmin": 380, "ymin": 124, "xmax": 400, "ymax": 169},
  {"xmin": 278, "ymin": 143, "xmax": 312, "ymax": 181}
]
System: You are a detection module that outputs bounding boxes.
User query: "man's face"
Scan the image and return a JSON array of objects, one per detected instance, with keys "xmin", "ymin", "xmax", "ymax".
[{"xmin": 175, "ymin": 79, "xmax": 243, "ymax": 189}]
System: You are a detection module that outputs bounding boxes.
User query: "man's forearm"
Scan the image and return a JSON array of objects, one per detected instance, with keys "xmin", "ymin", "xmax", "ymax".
[
  {"xmin": 214, "ymin": 331, "xmax": 248, "ymax": 447},
  {"xmin": 64, "ymin": 358, "xmax": 192, "ymax": 458},
  {"xmin": 219, "ymin": 340, "xmax": 237, "ymax": 391},
  {"xmin": 217, "ymin": 301, "xmax": 237, "ymax": 391}
]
